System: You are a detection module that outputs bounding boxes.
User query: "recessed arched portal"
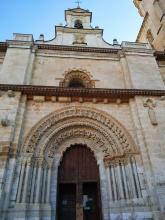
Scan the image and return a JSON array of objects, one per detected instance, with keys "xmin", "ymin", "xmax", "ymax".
[
  {"xmin": 57, "ymin": 144, "xmax": 102, "ymax": 220},
  {"xmin": 17, "ymin": 106, "xmax": 140, "ymax": 220}
]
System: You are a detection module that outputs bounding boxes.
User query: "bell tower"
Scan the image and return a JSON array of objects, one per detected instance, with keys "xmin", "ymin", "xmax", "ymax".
[
  {"xmin": 134, "ymin": 0, "xmax": 165, "ymax": 51},
  {"xmin": 44, "ymin": 5, "xmax": 115, "ymax": 48},
  {"xmin": 65, "ymin": 7, "xmax": 92, "ymax": 29}
]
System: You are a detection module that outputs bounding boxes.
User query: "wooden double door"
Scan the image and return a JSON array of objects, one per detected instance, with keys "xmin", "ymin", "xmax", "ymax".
[{"xmin": 57, "ymin": 145, "xmax": 102, "ymax": 220}]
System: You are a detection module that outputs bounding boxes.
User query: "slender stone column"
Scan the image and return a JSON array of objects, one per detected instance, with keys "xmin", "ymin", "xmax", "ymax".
[
  {"xmin": 50, "ymin": 155, "xmax": 60, "ymax": 220},
  {"xmin": 46, "ymin": 166, "xmax": 52, "ymax": 203},
  {"xmin": 30, "ymin": 161, "xmax": 37, "ymax": 203},
  {"xmin": 126, "ymin": 159, "xmax": 137, "ymax": 199},
  {"xmin": 106, "ymin": 167, "xmax": 113, "ymax": 201},
  {"xmin": 121, "ymin": 162, "xmax": 129, "ymax": 200},
  {"xmin": 22, "ymin": 159, "xmax": 31, "ymax": 203},
  {"xmin": 16, "ymin": 160, "xmax": 26, "ymax": 203},
  {"xmin": 41, "ymin": 166, "xmax": 47, "ymax": 203},
  {"xmin": 97, "ymin": 153, "xmax": 110, "ymax": 220},
  {"xmin": 116, "ymin": 163, "xmax": 124, "ymax": 200},
  {"xmin": 131, "ymin": 157, "xmax": 142, "ymax": 198},
  {"xmin": 111, "ymin": 165, "xmax": 117, "ymax": 201},
  {"xmin": 35, "ymin": 159, "xmax": 43, "ymax": 203}
]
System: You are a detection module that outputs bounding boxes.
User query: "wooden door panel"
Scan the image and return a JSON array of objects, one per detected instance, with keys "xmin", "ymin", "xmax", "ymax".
[
  {"xmin": 58, "ymin": 145, "xmax": 99, "ymax": 183},
  {"xmin": 83, "ymin": 183, "xmax": 100, "ymax": 220},
  {"xmin": 57, "ymin": 145, "xmax": 102, "ymax": 220},
  {"xmin": 58, "ymin": 184, "xmax": 76, "ymax": 220}
]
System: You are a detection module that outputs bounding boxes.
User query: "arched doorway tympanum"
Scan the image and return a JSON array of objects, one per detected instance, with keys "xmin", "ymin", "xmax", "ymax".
[{"xmin": 57, "ymin": 144, "xmax": 102, "ymax": 220}]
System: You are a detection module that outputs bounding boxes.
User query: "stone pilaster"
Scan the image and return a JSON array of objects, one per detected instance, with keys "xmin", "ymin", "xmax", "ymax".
[{"xmin": 0, "ymin": 144, "xmax": 10, "ymax": 200}]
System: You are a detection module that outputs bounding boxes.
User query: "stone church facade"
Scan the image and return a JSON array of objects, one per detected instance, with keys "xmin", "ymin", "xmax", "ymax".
[{"xmin": 0, "ymin": 4, "xmax": 165, "ymax": 220}]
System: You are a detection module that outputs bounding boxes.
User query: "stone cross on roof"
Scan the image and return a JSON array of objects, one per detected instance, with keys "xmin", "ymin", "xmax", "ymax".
[{"xmin": 75, "ymin": 0, "xmax": 82, "ymax": 8}]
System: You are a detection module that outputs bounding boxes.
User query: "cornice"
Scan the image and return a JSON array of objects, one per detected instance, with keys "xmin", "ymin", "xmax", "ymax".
[
  {"xmin": 0, "ymin": 42, "xmax": 152, "ymax": 56},
  {"xmin": 56, "ymin": 26, "xmax": 103, "ymax": 35},
  {"xmin": 0, "ymin": 84, "xmax": 164, "ymax": 99},
  {"xmin": 37, "ymin": 44, "xmax": 118, "ymax": 54},
  {"xmin": 0, "ymin": 41, "xmax": 118, "ymax": 54}
]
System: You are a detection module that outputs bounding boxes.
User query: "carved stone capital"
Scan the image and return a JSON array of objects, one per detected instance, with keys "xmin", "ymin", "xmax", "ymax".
[
  {"xmin": 36, "ymin": 158, "xmax": 44, "ymax": 167},
  {"xmin": 47, "ymin": 159, "xmax": 53, "ymax": 169}
]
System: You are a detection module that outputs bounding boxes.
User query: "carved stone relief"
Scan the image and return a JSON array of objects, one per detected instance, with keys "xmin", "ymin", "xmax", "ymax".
[
  {"xmin": 144, "ymin": 98, "xmax": 158, "ymax": 125},
  {"xmin": 73, "ymin": 33, "xmax": 86, "ymax": 45},
  {"xmin": 23, "ymin": 106, "xmax": 138, "ymax": 163}
]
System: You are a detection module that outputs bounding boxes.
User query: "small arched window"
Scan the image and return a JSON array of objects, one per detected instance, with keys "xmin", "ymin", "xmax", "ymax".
[
  {"xmin": 68, "ymin": 78, "xmax": 85, "ymax": 88},
  {"xmin": 59, "ymin": 70, "xmax": 95, "ymax": 88},
  {"xmin": 74, "ymin": 20, "xmax": 83, "ymax": 29}
]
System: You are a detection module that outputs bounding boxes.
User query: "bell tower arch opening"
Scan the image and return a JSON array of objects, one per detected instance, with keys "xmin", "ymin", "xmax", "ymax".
[{"xmin": 74, "ymin": 19, "xmax": 84, "ymax": 29}]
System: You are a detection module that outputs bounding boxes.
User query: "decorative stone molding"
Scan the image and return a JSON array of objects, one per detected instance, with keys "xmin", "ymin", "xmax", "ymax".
[
  {"xmin": 37, "ymin": 44, "xmax": 119, "ymax": 54},
  {"xmin": 0, "ymin": 84, "xmax": 165, "ymax": 99},
  {"xmin": 122, "ymin": 41, "xmax": 149, "ymax": 49},
  {"xmin": 104, "ymin": 155, "xmax": 134, "ymax": 167},
  {"xmin": 59, "ymin": 68, "xmax": 95, "ymax": 88},
  {"xmin": 28, "ymin": 118, "xmax": 119, "ymax": 158},
  {"xmin": 45, "ymin": 126, "xmax": 110, "ymax": 159},
  {"xmin": 23, "ymin": 106, "xmax": 138, "ymax": 162}
]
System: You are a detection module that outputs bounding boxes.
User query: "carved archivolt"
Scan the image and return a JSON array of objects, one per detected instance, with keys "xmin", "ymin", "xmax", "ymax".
[
  {"xmin": 59, "ymin": 68, "xmax": 95, "ymax": 88},
  {"xmin": 44, "ymin": 125, "xmax": 116, "ymax": 159},
  {"xmin": 23, "ymin": 106, "xmax": 138, "ymax": 161}
]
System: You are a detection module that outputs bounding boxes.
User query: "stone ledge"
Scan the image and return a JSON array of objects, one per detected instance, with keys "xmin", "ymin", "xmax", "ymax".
[{"xmin": 0, "ymin": 84, "xmax": 165, "ymax": 100}]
